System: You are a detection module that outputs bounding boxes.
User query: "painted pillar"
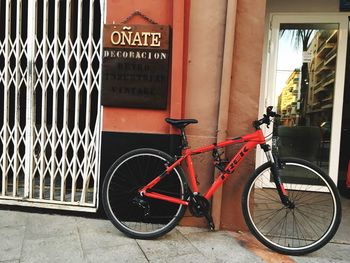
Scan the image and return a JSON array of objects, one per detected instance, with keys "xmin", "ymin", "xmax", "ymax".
[
  {"xmin": 180, "ymin": 0, "xmax": 228, "ymax": 227},
  {"xmin": 220, "ymin": 0, "xmax": 267, "ymax": 230},
  {"xmin": 182, "ymin": 0, "xmax": 267, "ymax": 230}
]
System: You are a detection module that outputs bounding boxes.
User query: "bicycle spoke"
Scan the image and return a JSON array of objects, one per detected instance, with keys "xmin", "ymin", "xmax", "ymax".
[
  {"xmin": 103, "ymin": 149, "xmax": 186, "ymax": 238},
  {"xmin": 254, "ymin": 207, "xmax": 286, "ymax": 229},
  {"xmin": 243, "ymin": 158, "xmax": 341, "ymax": 254}
]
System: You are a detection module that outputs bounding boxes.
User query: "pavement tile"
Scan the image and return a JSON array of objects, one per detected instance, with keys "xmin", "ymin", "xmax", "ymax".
[
  {"xmin": 20, "ymin": 234, "xmax": 84, "ymax": 263},
  {"xmin": 136, "ymin": 229, "xmax": 199, "ymax": 262},
  {"xmin": 291, "ymin": 243, "xmax": 350, "ymax": 263},
  {"xmin": 76, "ymin": 217, "xmax": 136, "ymax": 250},
  {"xmin": 227, "ymin": 231, "xmax": 297, "ymax": 263},
  {"xmin": 333, "ymin": 197, "xmax": 350, "ymax": 243},
  {"xmin": 0, "ymin": 210, "xmax": 27, "ymax": 228},
  {"xmin": 24, "ymin": 213, "xmax": 78, "ymax": 240},
  {"xmin": 84, "ymin": 243, "xmax": 148, "ymax": 263},
  {"xmin": 176, "ymin": 226, "xmax": 211, "ymax": 235},
  {"xmin": 184, "ymin": 230, "xmax": 264, "ymax": 263},
  {"xmin": 0, "ymin": 200, "xmax": 349, "ymax": 263},
  {"xmin": 149, "ymin": 252, "xmax": 216, "ymax": 263},
  {"xmin": 0, "ymin": 225, "xmax": 25, "ymax": 262},
  {"xmin": 76, "ymin": 217, "xmax": 119, "ymax": 233},
  {"xmin": 79, "ymin": 227, "xmax": 135, "ymax": 250}
]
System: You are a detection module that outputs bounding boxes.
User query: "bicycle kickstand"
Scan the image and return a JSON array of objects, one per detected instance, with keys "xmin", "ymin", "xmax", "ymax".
[{"xmin": 204, "ymin": 213, "xmax": 215, "ymax": 231}]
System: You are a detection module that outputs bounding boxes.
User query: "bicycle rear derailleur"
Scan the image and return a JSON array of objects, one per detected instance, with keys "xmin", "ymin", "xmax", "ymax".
[
  {"xmin": 189, "ymin": 194, "xmax": 215, "ymax": 230},
  {"xmin": 132, "ymin": 196, "xmax": 150, "ymax": 217}
]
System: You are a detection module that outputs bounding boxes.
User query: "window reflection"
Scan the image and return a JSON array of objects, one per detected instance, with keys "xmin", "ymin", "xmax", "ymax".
[{"xmin": 273, "ymin": 24, "xmax": 339, "ymax": 174}]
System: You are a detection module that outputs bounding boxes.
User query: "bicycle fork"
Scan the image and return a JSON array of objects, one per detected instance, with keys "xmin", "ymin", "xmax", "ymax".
[{"xmin": 264, "ymin": 148, "xmax": 294, "ymax": 208}]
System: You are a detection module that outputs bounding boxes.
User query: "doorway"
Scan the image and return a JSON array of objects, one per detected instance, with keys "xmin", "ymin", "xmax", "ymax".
[
  {"xmin": 262, "ymin": 14, "xmax": 348, "ymax": 185},
  {"xmin": 338, "ymin": 17, "xmax": 350, "ymax": 196}
]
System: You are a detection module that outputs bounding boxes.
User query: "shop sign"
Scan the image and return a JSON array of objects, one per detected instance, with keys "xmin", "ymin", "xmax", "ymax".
[
  {"xmin": 102, "ymin": 24, "xmax": 171, "ymax": 109},
  {"xmin": 340, "ymin": 0, "xmax": 350, "ymax": 11},
  {"xmin": 302, "ymin": 51, "xmax": 313, "ymax": 63}
]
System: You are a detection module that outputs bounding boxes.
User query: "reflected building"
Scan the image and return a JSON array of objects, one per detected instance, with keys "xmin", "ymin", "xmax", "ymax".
[
  {"xmin": 306, "ymin": 30, "xmax": 338, "ymax": 129},
  {"xmin": 276, "ymin": 29, "xmax": 338, "ymax": 166},
  {"xmin": 277, "ymin": 69, "xmax": 300, "ymax": 126}
]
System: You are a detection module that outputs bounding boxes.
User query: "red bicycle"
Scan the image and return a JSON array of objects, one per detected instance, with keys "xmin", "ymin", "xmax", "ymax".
[{"xmin": 102, "ymin": 107, "xmax": 341, "ymax": 255}]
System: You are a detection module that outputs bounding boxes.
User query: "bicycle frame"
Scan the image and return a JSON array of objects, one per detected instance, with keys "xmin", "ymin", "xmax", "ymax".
[
  {"xmin": 102, "ymin": 107, "xmax": 341, "ymax": 254},
  {"xmin": 139, "ymin": 129, "xmax": 266, "ymax": 206}
]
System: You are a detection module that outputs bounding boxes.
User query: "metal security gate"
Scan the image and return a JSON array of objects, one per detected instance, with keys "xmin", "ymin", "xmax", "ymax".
[{"xmin": 0, "ymin": 0, "xmax": 104, "ymax": 211}]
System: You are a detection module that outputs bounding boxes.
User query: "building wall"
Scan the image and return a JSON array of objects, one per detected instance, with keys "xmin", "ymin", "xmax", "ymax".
[
  {"xmin": 103, "ymin": 0, "xmax": 186, "ymax": 134},
  {"xmin": 102, "ymin": 0, "xmax": 268, "ymax": 230},
  {"xmin": 100, "ymin": 0, "xmax": 190, "ymax": 193},
  {"xmin": 266, "ymin": 0, "xmax": 338, "ymax": 13}
]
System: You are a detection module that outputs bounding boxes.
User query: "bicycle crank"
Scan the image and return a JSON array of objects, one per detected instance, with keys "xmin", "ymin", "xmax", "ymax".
[{"xmin": 189, "ymin": 194, "xmax": 215, "ymax": 230}]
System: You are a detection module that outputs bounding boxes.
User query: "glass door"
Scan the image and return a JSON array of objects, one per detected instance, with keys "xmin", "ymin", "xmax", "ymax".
[{"xmin": 262, "ymin": 14, "xmax": 348, "ymax": 184}]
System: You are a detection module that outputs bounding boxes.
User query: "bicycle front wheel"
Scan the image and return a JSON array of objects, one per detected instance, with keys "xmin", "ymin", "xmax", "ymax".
[
  {"xmin": 242, "ymin": 157, "xmax": 341, "ymax": 255},
  {"xmin": 102, "ymin": 148, "xmax": 188, "ymax": 239}
]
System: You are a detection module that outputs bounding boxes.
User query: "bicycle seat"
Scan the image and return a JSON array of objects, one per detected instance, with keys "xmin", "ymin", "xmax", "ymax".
[{"xmin": 165, "ymin": 118, "xmax": 198, "ymax": 129}]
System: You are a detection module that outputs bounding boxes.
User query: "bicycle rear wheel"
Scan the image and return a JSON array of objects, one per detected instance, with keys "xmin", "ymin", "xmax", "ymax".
[
  {"xmin": 102, "ymin": 148, "xmax": 187, "ymax": 239},
  {"xmin": 242, "ymin": 157, "xmax": 341, "ymax": 255}
]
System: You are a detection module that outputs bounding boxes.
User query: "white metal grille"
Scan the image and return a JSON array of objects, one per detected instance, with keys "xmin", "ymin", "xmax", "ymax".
[{"xmin": 0, "ymin": 0, "xmax": 103, "ymax": 211}]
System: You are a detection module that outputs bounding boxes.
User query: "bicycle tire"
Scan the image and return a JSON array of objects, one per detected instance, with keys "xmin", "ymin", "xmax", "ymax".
[
  {"xmin": 242, "ymin": 157, "xmax": 341, "ymax": 255},
  {"xmin": 102, "ymin": 148, "xmax": 188, "ymax": 239}
]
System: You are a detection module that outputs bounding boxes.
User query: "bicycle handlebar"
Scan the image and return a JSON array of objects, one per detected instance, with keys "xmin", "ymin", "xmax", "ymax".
[{"xmin": 253, "ymin": 106, "xmax": 280, "ymax": 130}]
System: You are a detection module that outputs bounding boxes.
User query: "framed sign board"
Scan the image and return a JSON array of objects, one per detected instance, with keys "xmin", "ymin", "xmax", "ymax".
[
  {"xmin": 340, "ymin": 0, "xmax": 350, "ymax": 11},
  {"xmin": 102, "ymin": 24, "xmax": 171, "ymax": 109}
]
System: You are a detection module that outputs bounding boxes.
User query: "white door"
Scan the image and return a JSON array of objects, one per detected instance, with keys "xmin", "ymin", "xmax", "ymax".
[
  {"xmin": 0, "ymin": 0, "xmax": 104, "ymax": 211},
  {"xmin": 260, "ymin": 14, "xmax": 348, "ymax": 184}
]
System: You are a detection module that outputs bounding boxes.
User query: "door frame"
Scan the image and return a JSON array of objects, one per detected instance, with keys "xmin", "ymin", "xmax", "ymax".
[{"xmin": 258, "ymin": 13, "xmax": 349, "ymax": 184}]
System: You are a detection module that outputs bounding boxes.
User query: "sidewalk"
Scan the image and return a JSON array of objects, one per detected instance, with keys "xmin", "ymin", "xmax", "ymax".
[{"xmin": 0, "ymin": 197, "xmax": 349, "ymax": 263}]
